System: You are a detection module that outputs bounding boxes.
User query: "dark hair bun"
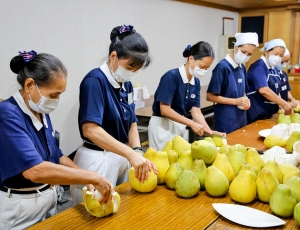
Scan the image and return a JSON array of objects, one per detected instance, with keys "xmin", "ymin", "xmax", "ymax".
[
  {"xmin": 183, "ymin": 49, "xmax": 190, "ymax": 58},
  {"xmin": 10, "ymin": 56, "xmax": 25, "ymax": 74},
  {"xmin": 183, "ymin": 45, "xmax": 192, "ymax": 58},
  {"xmin": 110, "ymin": 26, "xmax": 121, "ymax": 42}
]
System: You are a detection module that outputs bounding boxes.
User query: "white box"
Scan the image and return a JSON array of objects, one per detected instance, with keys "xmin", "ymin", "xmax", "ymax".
[{"xmin": 133, "ymin": 87, "xmax": 145, "ymax": 109}]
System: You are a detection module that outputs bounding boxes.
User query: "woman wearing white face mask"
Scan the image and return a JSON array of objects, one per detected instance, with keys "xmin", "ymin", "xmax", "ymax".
[
  {"xmin": 206, "ymin": 33, "xmax": 258, "ymax": 133},
  {"xmin": 246, "ymin": 38, "xmax": 293, "ymax": 124},
  {"xmin": 148, "ymin": 42, "xmax": 225, "ymax": 151},
  {"xmin": 0, "ymin": 51, "xmax": 115, "ymax": 229},
  {"xmin": 277, "ymin": 48, "xmax": 300, "ymax": 107},
  {"xmin": 70, "ymin": 25, "xmax": 157, "ymax": 205}
]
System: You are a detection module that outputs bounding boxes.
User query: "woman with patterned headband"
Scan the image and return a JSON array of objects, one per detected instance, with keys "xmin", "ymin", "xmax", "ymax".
[
  {"xmin": 148, "ymin": 42, "xmax": 225, "ymax": 151},
  {"xmin": 0, "ymin": 51, "xmax": 114, "ymax": 229},
  {"xmin": 70, "ymin": 25, "xmax": 157, "ymax": 205}
]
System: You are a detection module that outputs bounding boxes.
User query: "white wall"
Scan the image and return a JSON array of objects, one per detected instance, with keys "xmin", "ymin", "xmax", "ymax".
[{"xmin": 0, "ymin": 0, "xmax": 238, "ymax": 155}]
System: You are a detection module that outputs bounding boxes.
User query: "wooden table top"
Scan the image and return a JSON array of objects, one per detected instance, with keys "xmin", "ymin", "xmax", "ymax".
[
  {"xmin": 28, "ymin": 184, "xmax": 233, "ymax": 230},
  {"xmin": 227, "ymin": 119, "xmax": 276, "ymax": 152},
  {"xmin": 28, "ymin": 119, "xmax": 298, "ymax": 230},
  {"xmin": 135, "ymin": 85, "xmax": 213, "ymax": 118}
]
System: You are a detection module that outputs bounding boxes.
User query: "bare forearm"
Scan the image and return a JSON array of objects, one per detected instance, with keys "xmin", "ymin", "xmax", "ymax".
[
  {"xmin": 23, "ymin": 161, "xmax": 101, "ymax": 186},
  {"xmin": 259, "ymin": 87, "xmax": 287, "ymax": 107},
  {"xmin": 192, "ymin": 109, "xmax": 210, "ymax": 131},
  {"xmin": 206, "ymin": 92, "xmax": 238, "ymax": 105},
  {"xmin": 160, "ymin": 104, "xmax": 193, "ymax": 127},
  {"xmin": 82, "ymin": 122, "xmax": 134, "ymax": 160},
  {"xmin": 128, "ymin": 122, "xmax": 141, "ymax": 148},
  {"xmin": 288, "ymin": 92, "xmax": 294, "ymax": 101},
  {"xmin": 60, "ymin": 155, "xmax": 80, "ymax": 169}
]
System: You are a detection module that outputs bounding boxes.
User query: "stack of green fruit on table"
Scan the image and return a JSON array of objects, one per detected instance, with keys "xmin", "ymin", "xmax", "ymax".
[
  {"xmin": 264, "ymin": 128, "xmax": 300, "ymax": 153},
  {"xmin": 277, "ymin": 111, "xmax": 300, "ymax": 126},
  {"xmin": 263, "ymin": 112, "xmax": 300, "ymax": 153},
  {"xmin": 127, "ymin": 135, "xmax": 300, "ymax": 226},
  {"xmin": 293, "ymin": 104, "xmax": 300, "ymax": 113},
  {"xmin": 279, "ymin": 105, "xmax": 300, "ymax": 115},
  {"xmin": 277, "ymin": 113, "xmax": 300, "ymax": 125}
]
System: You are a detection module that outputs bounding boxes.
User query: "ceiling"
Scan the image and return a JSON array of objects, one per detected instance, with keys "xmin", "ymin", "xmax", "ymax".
[{"xmin": 177, "ymin": 0, "xmax": 300, "ymax": 11}]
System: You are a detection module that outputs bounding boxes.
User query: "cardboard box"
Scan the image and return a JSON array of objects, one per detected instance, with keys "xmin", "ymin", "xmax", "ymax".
[{"xmin": 133, "ymin": 87, "xmax": 145, "ymax": 109}]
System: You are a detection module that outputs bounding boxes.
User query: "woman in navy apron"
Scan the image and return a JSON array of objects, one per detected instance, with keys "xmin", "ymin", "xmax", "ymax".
[
  {"xmin": 246, "ymin": 39, "xmax": 293, "ymax": 124},
  {"xmin": 207, "ymin": 33, "xmax": 258, "ymax": 133},
  {"xmin": 277, "ymin": 48, "xmax": 300, "ymax": 106}
]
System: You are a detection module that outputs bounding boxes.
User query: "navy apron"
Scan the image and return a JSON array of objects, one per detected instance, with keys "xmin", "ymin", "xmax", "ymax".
[
  {"xmin": 214, "ymin": 67, "xmax": 247, "ymax": 133},
  {"xmin": 279, "ymin": 70, "xmax": 289, "ymax": 101},
  {"xmin": 247, "ymin": 69, "xmax": 281, "ymax": 123}
]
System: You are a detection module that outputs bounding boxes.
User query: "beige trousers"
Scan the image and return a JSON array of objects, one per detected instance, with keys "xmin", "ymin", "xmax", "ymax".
[
  {"xmin": 148, "ymin": 116, "xmax": 189, "ymax": 151},
  {"xmin": 0, "ymin": 186, "xmax": 57, "ymax": 230}
]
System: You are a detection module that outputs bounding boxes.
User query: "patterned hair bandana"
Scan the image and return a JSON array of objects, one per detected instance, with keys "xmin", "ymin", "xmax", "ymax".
[
  {"xmin": 119, "ymin": 25, "xmax": 136, "ymax": 34},
  {"xmin": 19, "ymin": 50, "xmax": 37, "ymax": 63}
]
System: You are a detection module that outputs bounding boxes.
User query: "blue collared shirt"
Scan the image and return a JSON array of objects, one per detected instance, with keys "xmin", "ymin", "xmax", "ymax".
[
  {"xmin": 0, "ymin": 91, "xmax": 62, "ymax": 188},
  {"xmin": 78, "ymin": 63, "xmax": 137, "ymax": 145},
  {"xmin": 152, "ymin": 64, "xmax": 200, "ymax": 116}
]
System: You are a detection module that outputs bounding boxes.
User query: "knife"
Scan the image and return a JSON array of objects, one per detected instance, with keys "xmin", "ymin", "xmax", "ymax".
[
  {"xmin": 203, "ymin": 132, "xmax": 225, "ymax": 138},
  {"xmin": 202, "ymin": 132, "xmax": 227, "ymax": 145}
]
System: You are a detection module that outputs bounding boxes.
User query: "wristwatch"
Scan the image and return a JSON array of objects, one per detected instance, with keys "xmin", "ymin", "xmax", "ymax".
[{"xmin": 133, "ymin": 147, "xmax": 144, "ymax": 155}]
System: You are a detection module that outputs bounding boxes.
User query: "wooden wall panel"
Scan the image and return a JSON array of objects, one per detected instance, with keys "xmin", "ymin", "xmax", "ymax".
[
  {"xmin": 291, "ymin": 11, "xmax": 300, "ymax": 65},
  {"xmin": 244, "ymin": 47, "xmax": 263, "ymax": 71},
  {"xmin": 268, "ymin": 11, "xmax": 292, "ymax": 48}
]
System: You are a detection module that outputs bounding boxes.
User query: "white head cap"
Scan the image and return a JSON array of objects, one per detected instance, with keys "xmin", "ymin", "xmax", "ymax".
[
  {"xmin": 262, "ymin": 38, "xmax": 286, "ymax": 51},
  {"xmin": 284, "ymin": 47, "xmax": 290, "ymax": 56},
  {"xmin": 234, "ymin": 32, "xmax": 259, "ymax": 47}
]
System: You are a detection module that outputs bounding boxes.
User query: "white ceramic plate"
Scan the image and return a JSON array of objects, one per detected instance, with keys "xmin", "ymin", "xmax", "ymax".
[
  {"xmin": 212, "ymin": 203, "xmax": 285, "ymax": 228},
  {"xmin": 258, "ymin": 129, "xmax": 271, "ymax": 138}
]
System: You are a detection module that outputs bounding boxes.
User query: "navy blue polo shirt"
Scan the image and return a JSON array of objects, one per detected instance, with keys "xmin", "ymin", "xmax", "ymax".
[
  {"xmin": 0, "ymin": 91, "xmax": 62, "ymax": 188},
  {"xmin": 207, "ymin": 55, "xmax": 247, "ymax": 133},
  {"xmin": 152, "ymin": 65, "xmax": 201, "ymax": 116},
  {"xmin": 246, "ymin": 58, "xmax": 270, "ymax": 92},
  {"xmin": 79, "ymin": 63, "xmax": 138, "ymax": 144}
]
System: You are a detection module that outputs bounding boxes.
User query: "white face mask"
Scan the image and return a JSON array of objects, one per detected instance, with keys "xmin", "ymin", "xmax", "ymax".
[
  {"xmin": 189, "ymin": 60, "xmax": 207, "ymax": 78},
  {"xmin": 277, "ymin": 62, "xmax": 287, "ymax": 70},
  {"xmin": 28, "ymin": 85, "xmax": 59, "ymax": 114},
  {"xmin": 111, "ymin": 60, "xmax": 135, "ymax": 83},
  {"xmin": 267, "ymin": 53, "xmax": 282, "ymax": 67},
  {"xmin": 234, "ymin": 49, "xmax": 251, "ymax": 64}
]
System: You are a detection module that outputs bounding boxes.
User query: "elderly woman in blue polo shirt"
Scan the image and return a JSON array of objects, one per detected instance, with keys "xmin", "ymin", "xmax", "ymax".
[
  {"xmin": 70, "ymin": 25, "xmax": 157, "ymax": 205},
  {"xmin": 148, "ymin": 42, "xmax": 225, "ymax": 151},
  {"xmin": 0, "ymin": 51, "xmax": 113, "ymax": 229},
  {"xmin": 246, "ymin": 38, "xmax": 293, "ymax": 123}
]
